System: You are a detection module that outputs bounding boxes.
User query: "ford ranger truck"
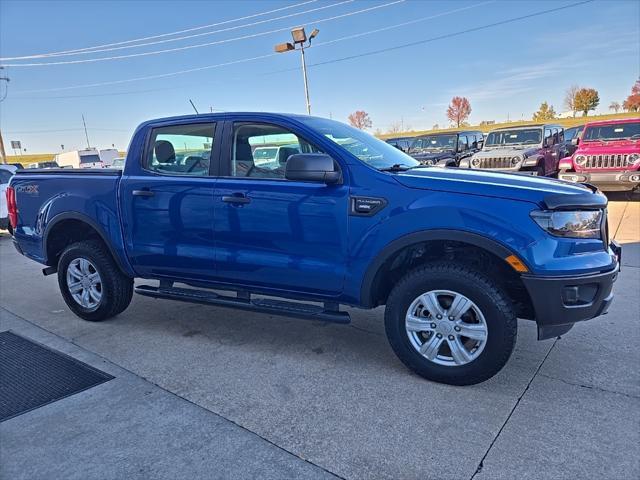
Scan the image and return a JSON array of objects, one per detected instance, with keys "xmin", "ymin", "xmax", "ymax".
[
  {"xmin": 558, "ymin": 118, "xmax": 640, "ymax": 192},
  {"xmin": 461, "ymin": 124, "xmax": 568, "ymax": 176},
  {"xmin": 6, "ymin": 113, "xmax": 621, "ymax": 386},
  {"xmin": 408, "ymin": 131, "xmax": 483, "ymax": 167}
]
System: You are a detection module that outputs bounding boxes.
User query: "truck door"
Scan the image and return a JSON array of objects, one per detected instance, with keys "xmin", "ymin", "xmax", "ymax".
[
  {"xmin": 212, "ymin": 120, "xmax": 349, "ymax": 295},
  {"xmin": 120, "ymin": 121, "xmax": 220, "ymax": 282}
]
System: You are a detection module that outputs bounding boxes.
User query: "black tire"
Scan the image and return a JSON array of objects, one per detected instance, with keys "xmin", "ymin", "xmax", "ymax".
[
  {"xmin": 57, "ymin": 240, "xmax": 133, "ymax": 321},
  {"xmin": 384, "ymin": 262, "xmax": 517, "ymax": 386}
]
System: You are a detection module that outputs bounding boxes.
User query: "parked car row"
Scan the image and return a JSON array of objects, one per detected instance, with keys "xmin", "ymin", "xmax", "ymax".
[{"xmin": 387, "ymin": 117, "xmax": 640, "ymax": 191}]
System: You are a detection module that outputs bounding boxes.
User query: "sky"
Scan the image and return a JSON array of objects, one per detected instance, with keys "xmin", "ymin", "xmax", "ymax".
[{"xmin": 0, "ymin": 0, "xmax": 639, "ymax": 153}]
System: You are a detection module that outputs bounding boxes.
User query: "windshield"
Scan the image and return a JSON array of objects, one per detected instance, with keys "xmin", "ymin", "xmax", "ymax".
[
  {"xmin": 298, "ymin": 117, "xmax": 419, "ymax": 170},
  {"xmin": 485, "ymin": 129, "xmax": 542, "ymax": 146},
  {"xmin": 80, "ymin": 154, "xmax": 101, "ymax": 164},
  {"xmin": 563, "ymin": 126, "xmax": 583, "ymax": 141},
  {"xmin": 583, "ymin": 122, "xmax": 640, "ymax": 141},
  {"xmin": 411, "ymin": 135, "xmax": 457, "ymax": 151}
]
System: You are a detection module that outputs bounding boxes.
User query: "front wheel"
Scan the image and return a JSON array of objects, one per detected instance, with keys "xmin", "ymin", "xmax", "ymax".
[
  {"xmin": 57, "ymin": 240, "xmax": 133, "ymax": 321},
  {"xmin": 384, "ymin": 262, "xmax": 517, "ymax": 385}
]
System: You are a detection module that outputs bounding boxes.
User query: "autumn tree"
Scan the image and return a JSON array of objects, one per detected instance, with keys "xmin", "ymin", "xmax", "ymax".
[
  {"xmin": 574, "ymin": 88, "xmax": 600, "ymax": 116},
  {"xmin": 446, "ymin": 96, "xmax": 471, "ymax": 127},
  {"xmin": 609, "ymin": 101, "xmax": 621, "ymax": 113},
  {"xmin": 348, "ymin": 110, "xmax": 372, "ymax": 130},
  {"xmin": 623, "ymin": 79, "xmax": 640, "ymax": 112},
  {"xmin": 564, "ymin": 84, "xmax": 580, "ymax": 117},
  {"xmin": 532, "ymin": 102, "xmax": 556, "ymax": 121}
]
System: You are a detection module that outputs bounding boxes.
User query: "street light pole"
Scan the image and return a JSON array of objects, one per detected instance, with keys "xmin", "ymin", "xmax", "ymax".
[
  {"xmin": 275, "ymin": 27, "xmax": 319, "ymax": 115},
  {"xmin": 299, "ymin": 45, "xmax": 311, "ymax": 115}
]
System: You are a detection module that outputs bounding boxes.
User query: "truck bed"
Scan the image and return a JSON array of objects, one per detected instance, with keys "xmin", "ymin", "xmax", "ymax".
[{"xmin": 10, "ymin": 169, "xmax": 124, "ymax": 266}]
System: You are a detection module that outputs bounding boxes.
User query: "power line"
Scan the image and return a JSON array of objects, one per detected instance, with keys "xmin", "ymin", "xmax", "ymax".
[
  {"xmin": 10, "ymin": 0, "xmax": 592, "ymax": 98},
  {"xmin": 12, "ymin": 0, "xmax": 484, "ymax": 94},
  {"xmin": 1, "ymin": 0, "xmax": 404, "ymax": 67},
  {"xmin": 0, "ymin": 0, "xmax": 320, "ymax": 60},
  {"xmin": 303, "ymin": 0, "xmax": 595, "ymax": 71},
  {"xmin": 0, "ymin": 1, "xmax": 353, "ymax": 61}
]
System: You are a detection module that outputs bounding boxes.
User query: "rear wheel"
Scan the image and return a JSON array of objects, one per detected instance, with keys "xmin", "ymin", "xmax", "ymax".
[
  {"xmin": 57, "ymin": 240, "xmax": 133, "ymax": 321},
  {"xmin": 384, "ymin": 262, "xmax": 517, "ymax": 385}
]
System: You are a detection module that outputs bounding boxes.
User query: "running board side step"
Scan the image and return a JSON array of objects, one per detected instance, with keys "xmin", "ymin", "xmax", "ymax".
[{"xmin": 135, "ymin": 285, "xmax": 351, "ymax": 324}]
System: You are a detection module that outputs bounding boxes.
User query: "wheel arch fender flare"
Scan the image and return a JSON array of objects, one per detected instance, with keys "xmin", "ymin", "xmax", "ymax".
[
  {"xmin": 43, "ymin": 212, "xmax": 132, "ymax": 276},
  {"xmin": 359, "ymin": 229, "xmax": 523, "ymax": 307},
  {"xmin": 523, "ymin": 154, "xmax": 544, "ymax": 167}
]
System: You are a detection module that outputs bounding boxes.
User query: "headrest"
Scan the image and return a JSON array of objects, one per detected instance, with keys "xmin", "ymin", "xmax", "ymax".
[
  {"xmin": 155, "ymin": 140, "xmax": 175, "ymax": 163},
  {"xmin": 278, "ymin": 147, "xmax": 299, "ymax": 165}
]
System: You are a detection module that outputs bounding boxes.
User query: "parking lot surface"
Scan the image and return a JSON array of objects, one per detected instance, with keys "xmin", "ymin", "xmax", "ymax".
[{"xmin": 1, "ymin": 194, "xmax": 638, "ymax": 480}]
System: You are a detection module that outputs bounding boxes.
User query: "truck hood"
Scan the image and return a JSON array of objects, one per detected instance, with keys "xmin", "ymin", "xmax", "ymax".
[
  {"xmin": 473, "ymin": 146, "xmax": 540, "ymax": 159},
  {"xmin": 393, "ymin": 167, "xmax": 593, "ymax": 205},
  {"xmin": 576, "ymin": 139, "xmax": 640, "ymax": 156}
]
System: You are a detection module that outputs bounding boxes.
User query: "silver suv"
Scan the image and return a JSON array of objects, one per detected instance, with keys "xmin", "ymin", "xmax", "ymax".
[{"xmin": 460, "ymin": 124, "xmax": 569, "ymax": 177}]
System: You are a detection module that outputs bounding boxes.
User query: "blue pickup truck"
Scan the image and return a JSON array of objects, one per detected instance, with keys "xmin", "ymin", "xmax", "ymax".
[{"xmin": 6, "ymin": 113, "xmax": 621, "ymax": 385}]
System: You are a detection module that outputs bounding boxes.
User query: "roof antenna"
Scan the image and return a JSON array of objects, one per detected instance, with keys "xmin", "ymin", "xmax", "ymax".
[{"xmin": 189, "ymin": 99, "xmax": 199, "ymax": 114}]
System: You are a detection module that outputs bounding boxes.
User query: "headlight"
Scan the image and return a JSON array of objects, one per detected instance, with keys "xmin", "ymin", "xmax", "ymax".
[
  {"xmin": 628, "ymin": 153, "xmax": 640, "ymax": 165},
  {"xmin": 422, "ymin": 159, "xmax": 434, "ymax": 166},
  {"xmin": 511, "ymin": 156, "xmax": 521, "ymax": 165},
  {"xmin": 530, "ymin": 210, "xmax": 603, "ymax": 239},
  {"xmin": 575, "ymin": 155, "xmax": 587, "ymax": 166},
  {"xmin": 471, "ymin": 157, "xmax": 481, "ymax": 167}
]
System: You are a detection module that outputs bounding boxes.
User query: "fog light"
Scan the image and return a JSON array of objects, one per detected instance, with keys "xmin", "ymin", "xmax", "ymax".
[
  {"xmin": 562, "ymin": 284, "xmax": 598, "ymax": 306},
  {"xmin": 563, "ymin": 175, "xmax": 587, "ymax": 182}
]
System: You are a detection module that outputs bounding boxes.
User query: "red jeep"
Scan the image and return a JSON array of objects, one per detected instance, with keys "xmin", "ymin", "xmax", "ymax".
[{"xmin": 558, "ymin": 118, "xmax": 640, "ymax": 191}]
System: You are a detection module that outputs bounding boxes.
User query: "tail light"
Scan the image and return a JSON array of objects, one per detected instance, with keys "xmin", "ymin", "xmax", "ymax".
[{"xmin": 6, "ymin": 186, "xmax": 17, "ymax": 229}]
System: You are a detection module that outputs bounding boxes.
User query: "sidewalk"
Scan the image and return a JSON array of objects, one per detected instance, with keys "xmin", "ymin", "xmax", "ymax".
[{"xmin": 0, "ymin": 310, "xmax": 335, "ymax": 480}]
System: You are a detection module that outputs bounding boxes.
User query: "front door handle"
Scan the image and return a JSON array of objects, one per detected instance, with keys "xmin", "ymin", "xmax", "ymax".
[
  {"xmin": 222, "ymin": 194, "xmax": 251, "ymax": 205},
  {"xmin": 132, "ymin": 190, "xmax": 155, "ymax": 197}
]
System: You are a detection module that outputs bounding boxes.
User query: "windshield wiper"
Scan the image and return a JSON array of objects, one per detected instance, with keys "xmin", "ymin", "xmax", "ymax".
[{"xmin": 379, "ymin": 164, "xmax": 429, "ymax": 172}]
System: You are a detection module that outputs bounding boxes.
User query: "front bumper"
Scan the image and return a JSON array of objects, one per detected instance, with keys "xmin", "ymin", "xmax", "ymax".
[
  {"xmin": 558, "ymin": 171, "xmax": 640, "ymax": 192},
  {"xmin": 522, "ymin": 243, "xmax": 620, "ymax": 340}
]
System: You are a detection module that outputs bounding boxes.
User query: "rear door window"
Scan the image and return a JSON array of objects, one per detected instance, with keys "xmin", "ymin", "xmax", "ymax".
[{"xmin": 145, "ymin": 123, "xmax": 216, "ymax": 176}]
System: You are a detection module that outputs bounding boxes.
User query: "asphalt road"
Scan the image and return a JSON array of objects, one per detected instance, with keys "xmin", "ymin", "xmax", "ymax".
[{"xmin": 1, "ymin": 194, "xmax": 638, "ymax": 480}]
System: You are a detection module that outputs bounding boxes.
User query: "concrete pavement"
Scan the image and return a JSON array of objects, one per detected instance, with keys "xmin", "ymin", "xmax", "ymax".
[{"xmin": 1, "ymin": 195, "xmax": 638, "ymax": 479}]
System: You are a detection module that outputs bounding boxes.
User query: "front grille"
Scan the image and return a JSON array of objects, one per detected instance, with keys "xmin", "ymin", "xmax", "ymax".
[
  {"xmin": 478, "ymin": 157, "xmax": 512, "ymax": 169},
  {"xmin": 583, "ymin": 154, "xmax": 628, "ymax": 169}
]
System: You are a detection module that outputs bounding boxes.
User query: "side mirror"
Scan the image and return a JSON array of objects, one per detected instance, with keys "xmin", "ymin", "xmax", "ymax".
[
  {"xmin": 285, "ymin": 153, "xmax": 341, "ymax": 184},
  {"xmin": 571, "ymin": 138, "xmax": 580, "ymax": 146}
]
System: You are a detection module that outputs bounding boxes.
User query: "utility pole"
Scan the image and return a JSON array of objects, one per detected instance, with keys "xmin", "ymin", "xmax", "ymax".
[
  {"xmin": 82, "ymin": 114, "xmax": 90, "ymax": 148},
  {"xmin": 0, "ymin": 133, "xmax": 6, "ymax": 164},
  {"xmin": 275, "ymin": 27, "xmax": 319, "ymax": 115},
  {"xmin": 0, "ymin": 66, "xmax": 10, "ymax": 164}
]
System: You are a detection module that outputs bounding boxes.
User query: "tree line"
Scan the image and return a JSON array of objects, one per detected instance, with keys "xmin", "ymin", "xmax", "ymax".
[{"xmin": 347, "ymin": 78, "xmax": 640, "ymax": 133}]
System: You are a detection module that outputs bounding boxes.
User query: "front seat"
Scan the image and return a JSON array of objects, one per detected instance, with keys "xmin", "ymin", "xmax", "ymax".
[
  {"xmin": 154, "ymin": 140, "xmax": 176, "ymax": 164},
  {"xmin": 277, "ymin": 146, "xmax": 300, "ymax": 166},
  {"xmin": 234, "ymin": 138, "xmax": 254, "ymax": 176}
]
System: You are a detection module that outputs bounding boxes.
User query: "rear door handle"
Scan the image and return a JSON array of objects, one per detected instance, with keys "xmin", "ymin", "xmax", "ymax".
[
  {"xmin": 132, "ymin": 190, "xmax": 155, "ymax": 197},
  {"xmin": 222, "ymin": 194, "xmax": 251, "ymax": 205}
]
